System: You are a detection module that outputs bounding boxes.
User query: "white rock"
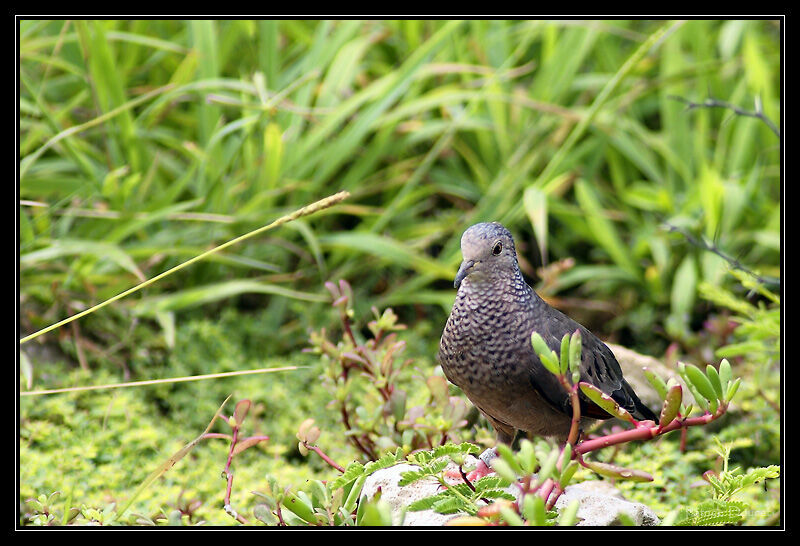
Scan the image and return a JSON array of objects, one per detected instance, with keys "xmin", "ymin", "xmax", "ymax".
[
  {"xmin": 554, "ymin": 480, "xmax": 660, "ymax": 526},
  {"xmin": 360, "ymin": 462, "xmax": 456, "ymax": 526},
  {"xmin": 360, "ymin": 457, "xmax": 659, "ymax": 526}
]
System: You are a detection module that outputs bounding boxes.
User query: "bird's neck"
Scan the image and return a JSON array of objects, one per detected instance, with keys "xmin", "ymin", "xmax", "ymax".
[{"xmin": 461, "ymin": 267, "xmax": 536, "ymax": 304}]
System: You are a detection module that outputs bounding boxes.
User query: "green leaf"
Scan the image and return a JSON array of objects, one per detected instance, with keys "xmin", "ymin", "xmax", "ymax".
[
  {"xmin": 357, "ymin": 497, "xmax": 393, "ymax": 526},
  {"xmin": 580, "ymin": 459, "xmax": 653, "ymax": 482},
  {"xmin": 699, "ymin": 165, "xmax": 725, "ymax": 239},
  {"xmin": 343, "ymin": 474, "xmax": 367, "ymax": 514},
  {"xmin": 678, "ymin": 363, "xmax": 709, "ymax": 412},
  {"xmin": 283, "ymin": 491, "xmax": 317, "ymax": 524},
  {"xmin": 489, "ymin": 458, "xmax": 519, "ymax": 484},
  {"xmin": 496, "ymin": 443, "xmax": 523, "ymax": 475},
  {"xmin": 537, "ymin": 447, "xmax": 560, "ymax": 482},
  {"xmin": 518, "ymin": 439, "xmax": 538, "ymax": 474},
  {"xmin": 559, "ymin": 333, "xmax": 570, "ymax": 375},
  {"xmin": 559, "ymin": 461, "xmax": 579, "ymax": 489},
  {"xmin": 499, "ymin": 505, "xmax": 524, "ymax": 526},
  {"xmin": 579, "ymin": 382, "xmax": 635, "ymax": 423},
  {"xmin": 329, "ymin": 461, "xmax": 365, "ymax": 491},
  {"xmin": 260, "ymin": 122, "xmax": 284, "ymax": 190},
  {"xmin": 706, "ymin": 364, "xmax": 724, "ymax": 400},
  {"xmin": 682, "ymin": 362, "xmax": 719, "ymax": 405},
  {"xmin": 531, "ymin": 332, "xmax": 560, "ymax": 375},
  {"xmin": 725, "ymin": 377, "xmax": 742, "ymax": 402},
  {"xmin": 643, "ymin": 367, "xmax": 668, "ymax": 401},
  {"xmin": 659, "ymin": 384, "xmax": 682, "ymax": 427},
  {"xmin": 133, "ymin": 280, "xmax": 327, "ymax": 316},
  {"xmin": 522, "ymin": 494, "xmax": 547, "ymax": 526},
  {"xmin": 718, "ymin": 359, "xmax": 732, "ymax": 389},
  {"xmin": 568, "ymin": 330, "xmax": 582, "ymax": 377},
  {"xmin": 254, "ymin": 503, "xmax": 278, "ymax": 525},
  {"xmin": 20, "ymin": 350, "xmax": 33, "ymax": 390}
]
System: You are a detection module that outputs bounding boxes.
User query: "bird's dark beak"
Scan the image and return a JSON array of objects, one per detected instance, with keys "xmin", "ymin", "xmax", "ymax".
[{"xmin": 454, "ymin": 259, "xmax": 475, "ymax": 289}]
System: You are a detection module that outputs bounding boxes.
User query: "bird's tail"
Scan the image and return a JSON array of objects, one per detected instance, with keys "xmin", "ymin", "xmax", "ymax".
[{"xmin": 627, "ymin": 385, "xmax": 657, "ymax": 422}]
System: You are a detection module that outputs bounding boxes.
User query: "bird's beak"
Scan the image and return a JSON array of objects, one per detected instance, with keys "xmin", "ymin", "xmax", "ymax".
[{"xmin": 454, "ymin": 259, "xmax": 475, "ymax": 289}]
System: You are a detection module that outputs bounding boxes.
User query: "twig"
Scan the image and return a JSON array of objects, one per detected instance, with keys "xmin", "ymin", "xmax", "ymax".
[
  {"xmin": 757, "ymin": 388, "xmax": 781, "ymax": 413},
  {"xmin": 221, "ymin": 423, "xmax": 248, "ymax": 524},
  {"xmin": 668, "ymin": 94, "xmax": 780, "ymax": 139},
  {"xmin": 301, "ymin": 442, "xmax": 346, "ymax": 473},
  {"xmin": 663, "ymin": 222, "xmax": 780, "ymax": 289},
  {"xmin": 458, "ymin": 466, "xmax": 477, "ymax": 493}
]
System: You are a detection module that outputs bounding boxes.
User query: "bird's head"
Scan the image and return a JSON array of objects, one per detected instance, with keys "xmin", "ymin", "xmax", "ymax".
[{"xmin": 454, "ymin": 222, "xmax": 519, "ymax": 289}]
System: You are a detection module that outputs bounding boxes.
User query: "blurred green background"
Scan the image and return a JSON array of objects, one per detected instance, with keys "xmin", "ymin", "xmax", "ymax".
[{"xmin": 19, "ymin": 19, "xmax": 781, "ymax": 526}]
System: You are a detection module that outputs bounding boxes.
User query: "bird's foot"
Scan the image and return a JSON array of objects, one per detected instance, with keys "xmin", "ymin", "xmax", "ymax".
[
  {"xmin": 466, "ymin": 447, "xmax": 498, "ymax": 481},
  {"xmin": 445, "ymin": 447, "xmax": 498, "ymax": 482}
]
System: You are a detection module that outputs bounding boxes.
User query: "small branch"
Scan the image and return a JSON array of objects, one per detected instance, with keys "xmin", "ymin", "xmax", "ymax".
[
  {"xmin": 222, "ymin": 421, "xmax": 240, "ymax": 476},
  {"xmin": 341, "ymin": 314, "xmax": 359, "ymax": 348},
  {"xmin": 339, "ymin": 404, "xmax": 377, "ymax": 460},
  {"xmin": 575, "ymin": 405, "xmax": 726, "ymax": 456},
  {"xmin": 663, "ymin": 222, "xmax": 780, "ymax": 289},
  {"xmin": 223, "ymin": 472, "xmax": 248, "ymax": 524},
  {"xmin": 565, "ymin": 383, "xmax": 582, "ymax": 447},
  {"xmin": 458, "ymin": 466, "xmax": 477, "ymax": 493},
  {"xmin": 301, "ymin": 442, "xmax": 345, "ymax": 473},
  {"xmin": 757, "ymin": 388, "xmax": 781, "ymax": 413},
  {"xmin": 669, "ymin": 94, "xmax": 780, "ymax": 139}
]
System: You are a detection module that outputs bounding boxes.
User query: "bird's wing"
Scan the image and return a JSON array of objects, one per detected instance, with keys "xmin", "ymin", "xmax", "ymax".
[{"xmin": 526, "ymin": 305, "xmax": 655, "ymax": 422}]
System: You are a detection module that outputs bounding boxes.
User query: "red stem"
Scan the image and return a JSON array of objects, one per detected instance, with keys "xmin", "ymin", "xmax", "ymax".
[
  {"xmin": 339, "ymin": 404, "xmax": 377, "ymax": 460},
  {"xmin": 342, "ymin": 314, "xmax": 358, "ymax": 347},
  {"xmin": 223, "ymin": 423, "xmax": 240, "ymax": 475},
  {"xmin": 538, "ymin": 478, "xmax": 555, "ymax": 503},
  {"xmin": 546, "ymin": 483, "xmax": 564, "ymax": 511},
  {"xmin": 304, "ymin": 443, "xmax": 346, "ymax": 473},
  {"xmin": 575, "ymin": 406, "xmax": 725, "ymax": 456}
]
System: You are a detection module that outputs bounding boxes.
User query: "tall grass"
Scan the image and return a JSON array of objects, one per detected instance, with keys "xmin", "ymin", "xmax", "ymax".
[
  {"xmin": 20, "ymin": 18, "xmax": 780, "ymax": 355},
  {"xmin": 18, "ymin": 18, "xmax": 782, "ymax": 527}
]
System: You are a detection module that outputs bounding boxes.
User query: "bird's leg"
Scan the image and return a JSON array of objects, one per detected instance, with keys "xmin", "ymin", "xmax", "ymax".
[
  {"xmin": 462, "ymin": 447, "xmax": 497, "ymax": 481},
  {"xmin": 444, "ymin": 446, "xmax": 496, "ymax": 482},
  {"xmin": 464, "ymin": 428, "xmax": 517, "ymax": 481}
]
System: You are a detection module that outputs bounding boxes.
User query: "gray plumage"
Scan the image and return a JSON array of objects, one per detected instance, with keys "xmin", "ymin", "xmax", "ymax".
[{"xmin": 438, "ymin": 222, "xmax": 656, "ymax": 445}]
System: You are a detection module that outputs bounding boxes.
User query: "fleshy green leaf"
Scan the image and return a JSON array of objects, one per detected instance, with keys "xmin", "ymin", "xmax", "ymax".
[
  {"xmin": 659, "ymin": 384, "xmax": 682, "ymax": 427},
  {"xmin": 568, "ymin": 330, "xmax": 582, "ymax": 376},
  {"xmin": 706, "ymin": 364, "xmax": 724, "ymax": 400},
  {"xmin": 683, "ymin": 363, "xmax": 719, "ymax": 404},
  {"xmin": 644, "ymin": 367, "xmax": 669, "ymax": 401},
  {"xmin": 718, "ymin": 359, "xmax": 732, "ymax": 390},
  {"xmin": 532, "ymin": 332, "xmax": 560, "ymax": 375},
  {"xmin": 581, "ymin": 459, "xmax": 653, "ymax": 482},
  {"xmin": 560, "ymin": 333, "xmax": 570, "ymax": 375},
  {"xmin": 579, "ymin": 382, "xmax": 635, "ymax": 423},
  {"xmin": 725, "ymin": 377, "xmax": 742, "ymax": 402}
]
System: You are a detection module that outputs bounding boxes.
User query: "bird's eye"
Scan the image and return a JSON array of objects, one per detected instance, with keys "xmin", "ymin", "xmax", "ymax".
[{"xmin": 492, "ymin": 241, "xmax": 503, "ymax": 255}]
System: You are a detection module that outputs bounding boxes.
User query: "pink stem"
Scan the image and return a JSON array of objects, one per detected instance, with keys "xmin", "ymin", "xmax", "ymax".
[{"xmin": 576, "ymin": 407, "xmax": 725, "ymax": 456}]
